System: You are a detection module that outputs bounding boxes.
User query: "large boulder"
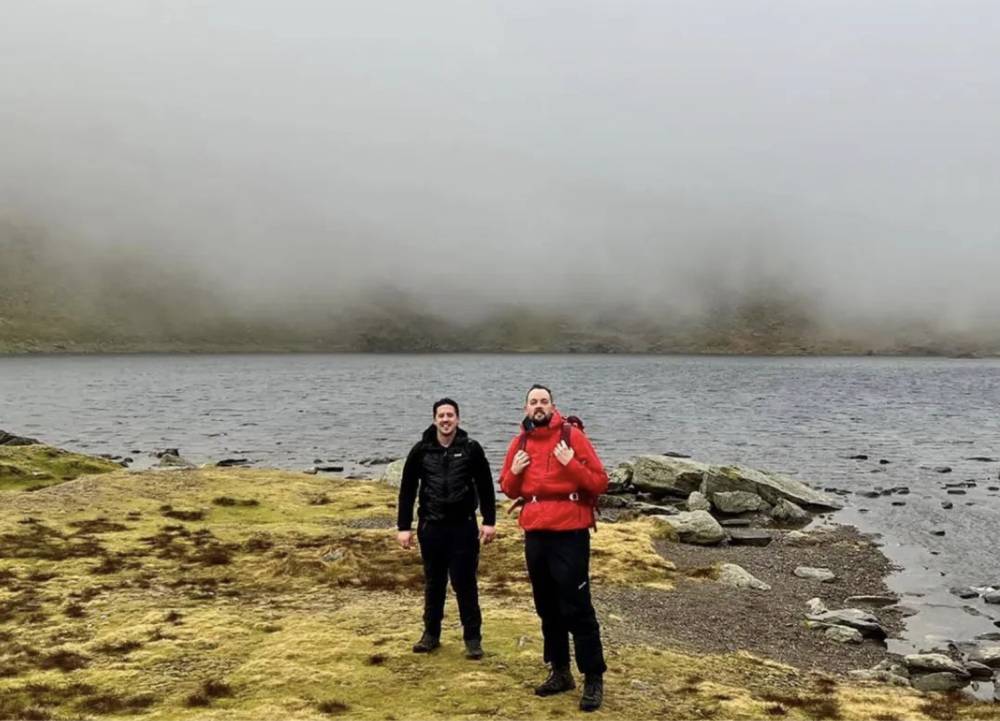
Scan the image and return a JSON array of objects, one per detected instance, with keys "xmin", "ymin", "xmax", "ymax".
[
  {"xmin": 911, "ymin": 672, "xmax": 965, "ymax": 693},
  {"xmin": 904, "ymin": 654, "xmax": 969, "ymax": 676},
  {"xmin": 632, "ymin": 456, "xmax": 712, "ymax": 497},
  {"xmin": 711, "ymin": 490, "xmax": 771, "ymax": 514},
  {"xmin": 0, "ymin": 430, "xmax": 40, "ymax": 446},
  {"xmin": 968, "ymin": 647, "xmax": 1000, "ymax": 668},
  {"xmin": 701, "ymin": 464, "xmax": 844, "ymax": 511},
  {"xmin": 380, "ymin": 459, "xmax": 405, "ymax": 487},
  {"xmin": 654, "ymin": 510, "xmax": 727, "ymax": 545}
]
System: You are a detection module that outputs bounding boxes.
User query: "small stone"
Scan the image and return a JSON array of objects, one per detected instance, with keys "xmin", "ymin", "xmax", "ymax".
[
  {"xmin": 825, "ymin": 625, "xmax": 863, "ymax": 643},
  {"xmin": 719, "ymin": 518, "xmax": 752, "ymax": 527},
  {"xmin": 795, "ymin": 567, "xmax": 837, "ymax": 582},
  {"xmin": 844, "ymin": 595, "xmax": 898, "ymax": 608},
  {"xmin": 303, "ymin": 468, "xmax": 319, "ymax": 475},
  {"xmin": 686, "ymin": 491, "xmax": 711, "ymax": 513},
  {"xmin": 950, "ymin": 587, "xmax": 979, "ymax": 599},
  {"xmin": 718, "ymin": 563, "xmax": 771, "ymax": 591},
  {"xmin": 517, "ymin": 636, "xmax": 529, "ymax": 650},
  {"xmin": 848, "ymin": 454, "xmax": 869, "ymax": 460},
  {"xmin": 630, "ymin": 679, "xmax": 650, "ymax": 691},
  {"xmin": 931, "ymin": 530, "xmax": 945, "ymax": 537},
  {"xmin": 984, "ymin": 591, "xmax": 1000, "ymax": 604},
  {"xmin": 806, "ymin": 597, "xmax": 828, "ymax": 615},
  {"xmin": 727, "ymin": 529, "xmax": 773, "ymax": 547},
  {"xmin": 934, "ymin": 466, "xmax": 953, "ymax": 474},
  {"xmin": 942, "ymin": 501, "xmax": 954, "ymax": 509},
  {"xmin": 879, "ymin": 459, "xmax": 891, "ymax": 464}
]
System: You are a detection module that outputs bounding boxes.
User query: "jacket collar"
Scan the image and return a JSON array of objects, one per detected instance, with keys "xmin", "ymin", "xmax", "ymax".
[{"xmin": 522, "ymin": 410, "xmax": 564, "ymax": 436}]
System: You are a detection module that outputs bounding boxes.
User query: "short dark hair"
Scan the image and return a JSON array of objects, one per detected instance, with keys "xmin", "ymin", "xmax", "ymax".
[
  {"xmin": 433, "ymin": 398, "xmax": 459, "ymax": 417},
  {"xmin": 525, "ymin": 384, "xmax": 552, "ymax": 404}
]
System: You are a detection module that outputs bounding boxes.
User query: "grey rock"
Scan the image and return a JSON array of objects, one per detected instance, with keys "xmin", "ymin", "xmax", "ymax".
[
  {"xmin": 968, "ymin": 647, "xmax": 1000, "ymax": 668},
  {"xmin": 718, "ymin": 563, "xmax": 771, "ymax": 591},
  {"xmin": 633, "ymin": 502, "xmax": 679, "ymax": 516},
  {"xmin": 607, "ymin": 462, "xmax": 634, "ymax": 493},
  {"xmin": 934, "ymin": 466, "xmax": 953, "ymax": 474},
  {"xmin": 303, "ymin": 468, "xmax": 319, "ymax": 475},
  {"xmin": 825, "ymin": 625, "xmax": 863, "ymax": 643},
  {"xmin": 0, "ymin": 430, "xmax": 40, "ymax": 446},
  {"xmin": 984, "ymin": 591, "xmax": 1000, "ymax": 604},
  {"xmin": 808, "ymin": 609, "xmax": 886, "ymax": 639},
  {"xmin": 911, "ymin": 672, "xmax": 964, "ymax": 693},
  {"xmin": 795, "ymin": 566, "xmax": 837, "ymax": 582},
  {"xmin": 727, "ymin": 529, "xmax": 773, "ymax": 547},
  {"xmin": 847, "ymin": 669, "xmax": 910, "ymax": 687},
  {"xmin": 770, "ymin": 498, "xmax": 812, "ymax": 525},
  {"xmin": 806, "ymin": 597, "xmax": 828, "ymax": 615},
  {"xmin": 975, "ymin": 632, "xmax": 1000, "ymax": 641},
  {"xmin": 719, "ymin": 518, "xmax": 752, "ymax": 527},
  {"xmin": 632, "ymin": 456, "xmax": 712, "ymax": 496},
  {"xmin": 904, "ymin": 653, "xmax": 968, "ymax": 675},
  {"xmin": 942, "ymin": 501, "xmax": 954, "ymax": 509},
  {"xmin": 686, "ymin": 491, "xmax": 711, "ymax": 512},
  {"xmin": 653, "ymin": 510, "xmax": 727, "ymax": 545},
  {"xmin": 630, "ymin": 679, "xmax": 649, "ymax": 691},
  {"xmin": 711, "ymin": 490, "xmax": 771, "ymax": 514},
  {"xmin": 873, "ymin": 660, "xmax": 911, "ymax": 679},
  {"xmin": 857, "ymin": 490, "xmax": 881, "ymax": 498},
  {"xmin": 379, "ymin": 459, "xmax": 406, "ymax": 487},
  {"xmin": 965, "ymin": 661, "xmax": 994, "ymax": 678},
  {"xmin": 946, "ymin": 489, "xmax": 967, "ymax": 495},
  {"xmin": 701, "ymin": 464, "xmax": 844, "ymax": 510},
  {"xmin": 156, "ymin": 453, "xmax": 195, "ymax": 469},
  {"xmin": 951, "ymin": 586, "xmax": 980, "ymax": 599}
]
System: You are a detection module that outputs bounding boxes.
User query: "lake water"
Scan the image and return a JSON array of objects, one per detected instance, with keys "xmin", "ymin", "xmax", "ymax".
[{"xmin": 2, "ymin": 353, "xmax": 1000, "ymax": 663}]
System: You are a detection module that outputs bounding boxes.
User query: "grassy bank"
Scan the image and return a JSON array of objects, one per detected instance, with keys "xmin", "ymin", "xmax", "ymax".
[{"xmin": 0, "ymin": 448, "xmax": 997, "ymax": 719}]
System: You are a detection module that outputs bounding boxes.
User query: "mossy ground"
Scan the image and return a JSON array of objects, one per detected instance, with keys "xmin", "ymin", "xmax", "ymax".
[
  {"xmin": 0, "ymin": 445, "xmax": 120, "ymax": 491},
  {"xmin": 0, "ymin": 450, "xmax": 997, "ymax": 720}
]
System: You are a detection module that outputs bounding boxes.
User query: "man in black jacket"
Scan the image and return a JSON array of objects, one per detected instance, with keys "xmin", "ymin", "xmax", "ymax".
[{"xmin": 397, "ymin": 398, "xmax": 496, "ymax": 659}]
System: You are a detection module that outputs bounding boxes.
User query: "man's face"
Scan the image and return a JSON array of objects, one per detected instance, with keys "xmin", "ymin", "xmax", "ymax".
[
  {"xmin": 434, "ymin": 404, "xmax": 458, "ymax": 437},
  {"xmin": 525, "ymin": 388, "xmax": 554, "ymax": 426}
]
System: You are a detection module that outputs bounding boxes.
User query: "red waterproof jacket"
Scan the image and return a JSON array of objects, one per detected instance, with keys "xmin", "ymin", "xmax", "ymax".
[{"xmin": 499, "ymin": 411, "xmax": 609, "ymax": 532}]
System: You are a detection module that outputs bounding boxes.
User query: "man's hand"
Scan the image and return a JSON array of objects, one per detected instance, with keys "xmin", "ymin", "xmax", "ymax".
[
  {"xmin": 554, "ymin": 441, "xmax": 575, "ymax": 467},
  {"xmin": 397, "ymin": 530, "xmax": 413, "ymax": 550},
  {"xmin": 479, "ymin": 525, "xmax": 496, "ymax": 546},
  {"xmin": 511, "ymin": 450, "xmax": 531, "ymax": 475}
]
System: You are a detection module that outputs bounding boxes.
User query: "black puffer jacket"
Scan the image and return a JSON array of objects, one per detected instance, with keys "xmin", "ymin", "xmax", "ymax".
[{"xmin": 397, "ymin": 426, "xmax": 496, "ymax": 531}]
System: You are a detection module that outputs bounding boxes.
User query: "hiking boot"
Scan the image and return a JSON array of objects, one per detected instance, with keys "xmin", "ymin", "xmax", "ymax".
[
  {"xmin": 464, "ymin": 639, "xmax": 483, "ymax": 660},
  {"xmin": 412, "ymin": 632, "xmax": 440, "ymax": 653},
  {"xmin": 534, "ymin": 665, "xmax": 575, "ymax": 697},
  {"xmin": 579, "ymin": 673, "xmax": 604, "ymax": 712}
]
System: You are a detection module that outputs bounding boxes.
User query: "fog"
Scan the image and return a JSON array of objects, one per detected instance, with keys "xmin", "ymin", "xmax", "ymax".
[{"xmin": 2, "ymin": 0, "xmax": 999, "ymax": 331}]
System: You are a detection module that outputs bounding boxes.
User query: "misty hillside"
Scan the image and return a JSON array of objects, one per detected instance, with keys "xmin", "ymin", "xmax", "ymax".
[{"xmin": 2, "ymin": 217, "xmax": 998, "ymax": 356}]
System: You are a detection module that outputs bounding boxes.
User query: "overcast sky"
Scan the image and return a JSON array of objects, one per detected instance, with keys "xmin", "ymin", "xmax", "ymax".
[{"xmin": 1, "ymin": 1, "xmax": 998, "ymax": 323}]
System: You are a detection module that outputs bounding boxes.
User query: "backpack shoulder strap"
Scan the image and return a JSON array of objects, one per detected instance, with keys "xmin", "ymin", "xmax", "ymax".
[{"xmin": 517, "ymin": 433, "xmax": 529, "ymax": 453}]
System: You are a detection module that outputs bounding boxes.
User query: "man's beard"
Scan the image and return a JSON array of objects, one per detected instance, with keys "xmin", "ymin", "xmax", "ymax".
[{"xmin": 532, "ymin": 413, "xmax": 552, "ymax": 427}]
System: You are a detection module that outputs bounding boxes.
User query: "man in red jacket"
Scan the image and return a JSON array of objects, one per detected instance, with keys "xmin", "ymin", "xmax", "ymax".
[{"xmin": 499, "ymin": 384, "xmax": 609, "ymax": 713}]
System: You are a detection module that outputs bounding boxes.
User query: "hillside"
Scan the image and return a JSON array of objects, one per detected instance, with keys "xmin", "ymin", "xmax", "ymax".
[
  {"xmin": 2, "ymin": 218, "xmax": 999, "ymax": 356},
  {"xmin": 2, "ymin": 446, "xmax": 995, "ymax": 720}
]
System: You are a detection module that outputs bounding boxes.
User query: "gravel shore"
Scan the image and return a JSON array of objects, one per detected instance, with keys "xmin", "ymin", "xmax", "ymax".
[{"xmin": 596, "ymin": 524, "xmax": 905, "ymax": 676}]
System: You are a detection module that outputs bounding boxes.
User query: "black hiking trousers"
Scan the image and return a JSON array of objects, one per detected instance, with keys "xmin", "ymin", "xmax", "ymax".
[
  {"xmin": 417, "ymin": 516, "xmax": 482, "ymax": 641},
  {"xmin": 525, "ymin": 529, "xmax": 607, "ymax": 675}
]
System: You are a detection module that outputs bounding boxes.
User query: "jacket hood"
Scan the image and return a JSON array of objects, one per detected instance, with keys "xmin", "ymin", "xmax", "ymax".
[{"xmin": 421, "ymin": 424, "xmax": 469, "ymax": 444}]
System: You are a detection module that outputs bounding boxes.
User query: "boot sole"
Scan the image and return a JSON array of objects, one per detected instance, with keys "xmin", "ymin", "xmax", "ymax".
[{"xmin": 534, "ymin": 684, "xmax": 575, "ymax": 697}]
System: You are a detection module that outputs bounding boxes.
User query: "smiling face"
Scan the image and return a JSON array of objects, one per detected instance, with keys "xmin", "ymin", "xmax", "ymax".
[
  {"xmin": 433, "ymin": 403, "xmax": 458, "ymax": 439},
  {"xmin": 524, "ymin": 387, "xmax": 554, "ymax": 427}
]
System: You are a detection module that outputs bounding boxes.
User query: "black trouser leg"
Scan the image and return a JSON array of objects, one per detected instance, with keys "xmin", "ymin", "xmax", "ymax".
[
  {"xmin": 526, "ymin": 530, "xmax": 607, "ymax": 675},
  {"xmin": 550, "ymin": 530, "xmax": 607, "ymax": 675},
  {"xmin": 448, "ymin": 518, "xmax": 483, "ymax": 641},
  {"xmin": 418, "ymin": 521, "xmax": 449, "ymax": 637},
  {"xmin": 526, "ymin": 531, "xmax": 571, "ymax": 669}
]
